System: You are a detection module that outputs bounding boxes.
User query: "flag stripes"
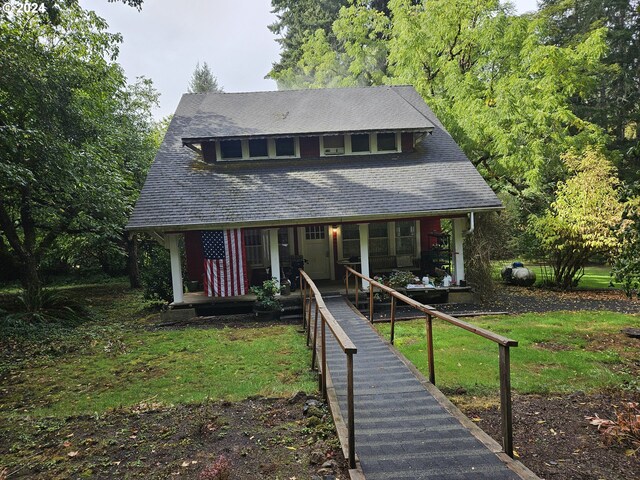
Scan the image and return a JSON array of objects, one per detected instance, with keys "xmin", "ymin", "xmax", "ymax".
[{"xmin": 202, "ymin": 229, "xmax": 248, "ymax": 297}]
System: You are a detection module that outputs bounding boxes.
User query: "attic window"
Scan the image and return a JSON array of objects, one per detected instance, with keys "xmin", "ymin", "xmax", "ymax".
[
  {"xmin": 323, "ymin": 135, "xmax": 345, "ymax": 155},
  {"xmin": 249, "ymin": 139, "xmax": 268, "ymax": 157},
  {"xmin": 351, "ymin": 134, "xmax": 370, "ymax": 153},
  {"xmin": 377, "ymin": 133, "xmax": 397, "ymax": 151},
  {"xmin": 220, "ymin": 140, "xmax": 242, "ymax": 159},
  {"xmin": 275, "ymin": 137, "xmax": 295, "ymax": 157}
]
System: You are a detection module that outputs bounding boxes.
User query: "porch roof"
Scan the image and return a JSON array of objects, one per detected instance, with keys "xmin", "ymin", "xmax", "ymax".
[{"xmin": 127, "ymin": 86, "xmax": 502, "ymax": 232}]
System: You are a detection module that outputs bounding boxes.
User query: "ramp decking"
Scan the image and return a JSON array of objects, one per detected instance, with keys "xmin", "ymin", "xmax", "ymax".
[{"xmin": 322, "ymin": 296, "xmax": 529, "ymax": 480}]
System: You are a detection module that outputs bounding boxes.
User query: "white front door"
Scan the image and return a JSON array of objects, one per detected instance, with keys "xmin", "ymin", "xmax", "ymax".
[{"xmin": 301, "ymin": 226, "xmax": 331, "ymax": 279}]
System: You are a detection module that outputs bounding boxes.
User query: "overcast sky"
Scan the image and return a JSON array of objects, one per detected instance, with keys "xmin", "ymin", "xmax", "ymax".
[{"xmin": 80, "ymin": 0, "xmax": 539, "ymax": 119}]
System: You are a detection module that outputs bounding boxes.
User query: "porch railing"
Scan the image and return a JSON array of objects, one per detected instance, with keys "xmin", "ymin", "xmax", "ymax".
[
  {"xmin": 344, "ymin": 266, "xmax": 518, "ymax": 458},
  {"xmin": 299, "ymin": 269, "xmax": 358, "ymax": 469}
]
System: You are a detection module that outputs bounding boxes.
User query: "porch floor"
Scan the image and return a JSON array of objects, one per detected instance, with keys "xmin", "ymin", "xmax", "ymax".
[{"xmin": 171, "ymin": 279, "xmax": 346, "ymax": 308}]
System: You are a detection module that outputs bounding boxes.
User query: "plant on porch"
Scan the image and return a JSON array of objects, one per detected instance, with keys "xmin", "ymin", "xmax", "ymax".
[{"xmin": 250, "ymin": 278, "xmax": 283, "ymax": 320}]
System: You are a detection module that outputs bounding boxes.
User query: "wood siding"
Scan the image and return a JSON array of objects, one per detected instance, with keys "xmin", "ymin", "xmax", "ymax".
[
  {"xmin": 401, "ymin": 132, "xmax": 414, "ymax": 153},
  {"xmin": 202, "ymin": 141, "xmax": 217, "ymax": 163}
]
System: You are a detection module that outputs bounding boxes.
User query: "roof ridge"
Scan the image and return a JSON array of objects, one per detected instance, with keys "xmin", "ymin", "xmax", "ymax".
[{"xmin": 181, "ymin": 84, "xmax": 417, "ymax": 97}]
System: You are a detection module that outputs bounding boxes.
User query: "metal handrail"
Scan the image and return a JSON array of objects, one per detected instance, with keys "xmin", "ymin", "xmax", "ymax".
[
  {"xmin": 299, "ymin": 269, "xmax": 357, "ymax": 469},
  {"xmin": 345, "ymin": 266, "xmax": 517, "ymax": 458}
]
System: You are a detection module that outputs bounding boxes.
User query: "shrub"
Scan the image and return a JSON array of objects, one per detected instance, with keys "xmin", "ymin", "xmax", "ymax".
[
  {"xmin": 139, "ymin": 241, "xmax": 173, "ymax": 302},
  {"xmin": 386, "ymin": 270, "xmax": 416, "ymax": 289},
  {"xmin": 586, "ymin": 402, "xmax": 640, "ymax": 454},
  {"xmin": 250, "ymin": 278, "xmax": 282, "ymax": 311},
  {"xmin": 6, "ymin": 289, "xmax": 89, "ymax": 326},
  {"xmin": 0, "ymin": 288, "xmax": 91, "ymax": 338}
]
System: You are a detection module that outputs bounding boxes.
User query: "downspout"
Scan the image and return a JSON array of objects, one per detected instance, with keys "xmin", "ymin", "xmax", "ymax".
[{"xmin": 464, "ymin": 211, "xmax": 475, "ymax": 235}]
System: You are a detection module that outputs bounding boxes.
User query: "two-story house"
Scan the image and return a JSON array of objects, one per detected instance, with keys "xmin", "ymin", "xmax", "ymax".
[{"xmin": 127, "ymin": 85, "xmax": 502, "ymax": 304}]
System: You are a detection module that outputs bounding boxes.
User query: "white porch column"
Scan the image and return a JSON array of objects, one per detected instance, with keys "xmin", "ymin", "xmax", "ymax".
[
  {"xmin": 452, "ymin": 217, "xmax": 466, "ymax": 285},
  {"xmin": 167, "ymin": 234, "xmax": 183, "ymax": 304},
  {"xmin": 358, "ymin": 223, "xmax": 370, "ymax": 289},
  {"xmin": 268, "ymin": 228, "xmax": 281, "ymax": 284}
]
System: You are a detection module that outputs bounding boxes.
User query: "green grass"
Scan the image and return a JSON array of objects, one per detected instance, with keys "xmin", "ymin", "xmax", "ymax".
[
  {"xmin": 493, "ymin": 260, "xmax": 618, "ymax": 289},
  {"xmin": 376, "ymin": 311, "xmax": 639, "ymax": 395},
  {"xmin": 0, "ymin": 282, "xmax": 315, "ymax": 420}
]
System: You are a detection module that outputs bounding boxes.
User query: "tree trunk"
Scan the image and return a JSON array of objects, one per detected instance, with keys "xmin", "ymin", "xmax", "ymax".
[
  {"xmin": 20, "ymin": 254, "xmax": 42, "ymax": 309},
  {"xmin": 126, "ymin": 233, "xmax": 141, "ymax": 288}
]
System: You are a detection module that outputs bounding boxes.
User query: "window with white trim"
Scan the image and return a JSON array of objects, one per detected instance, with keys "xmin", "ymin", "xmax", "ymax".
[
  {"xmin": 244, "ymin": 229, "xmax": 264, "ymax": 267},
  {"xmin": 376, "ymin": 132, "xmax": 397, "ymax": 151},
  {"xmin": 322, "ymin": 135, "xmax": 345, "ymax": 155},
  {"xmin": 351, "ymin": 133, "xmax": 370, "ymax": 153},
  {"xmin": 305, "ymin": 225, "xmax": 325, "ymax": 240},
  {"xmin": 369, "ymin": 222, "xmax": 389, "ymax": 255},
  {"xmin": 395, "ymin": 220, "xmax": 416, "ymax": 255},
  {"xmin": 220, "ymin": 139, "xmax": 243, "ymax": 159},
  {"xmin": 275, "ymin": 137, "xmax": 296, "ymax": 156},
  {"xmin": 248, "ymin": 138, "xmax": 268, "ymax": 157},
  {"xmin": 341, "ymin": 224, "xmax": 360, "ymax": 259}
]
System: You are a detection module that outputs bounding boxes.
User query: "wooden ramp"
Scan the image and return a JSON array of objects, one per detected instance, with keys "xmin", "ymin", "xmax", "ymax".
[{"xmin": 322, "ymin": 296, "xmax": 534, "ymax": 480}]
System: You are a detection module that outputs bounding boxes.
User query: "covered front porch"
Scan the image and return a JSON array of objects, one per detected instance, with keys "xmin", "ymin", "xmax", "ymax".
[{"xmin": 163, "ymin": 213, "xmax": 476, "ymax": 307}]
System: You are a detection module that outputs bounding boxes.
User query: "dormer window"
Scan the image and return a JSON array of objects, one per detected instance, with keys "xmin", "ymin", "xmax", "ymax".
[
  {"xmin": 220, "ymin": 139, "xmax": 242, "ymax": 159},
  {"xmin": 351, "ymin": 133, "xmax": 370, "ymax": 153},
  {"xmin": 323, "ymin": 135, "xmax": 345, "ymax": 155},
  {"xmin": 249, "ymin": 139, "xmax": 268, "ymax": 157},
  {"xmin": 275, "ymin": 137, "xmax": 295, "ymax": 157},
  {"xmin": 376, "ymin": 132, "xmax": 397, "ymax": 152}
]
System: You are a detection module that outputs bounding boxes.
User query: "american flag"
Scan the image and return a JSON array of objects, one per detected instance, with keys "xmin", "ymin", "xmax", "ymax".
[{"xmin": 202, "ymin": 229, "xmax": 248, "ymax": 297}]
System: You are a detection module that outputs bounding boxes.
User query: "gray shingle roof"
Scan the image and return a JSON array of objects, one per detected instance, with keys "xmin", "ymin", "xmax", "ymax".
[
  {"xmin": 181, "ymin": 86, "xmax": 435, "ymax": 140},
  {"xmin": 127, "ymin": 85, "xmax": 502, "ymax": 232}
]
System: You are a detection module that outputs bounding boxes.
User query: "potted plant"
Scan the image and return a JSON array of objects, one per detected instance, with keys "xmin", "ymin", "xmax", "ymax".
[{"xmin": 250, "ymin": 278, "xmax": 282, "ymax": 320}]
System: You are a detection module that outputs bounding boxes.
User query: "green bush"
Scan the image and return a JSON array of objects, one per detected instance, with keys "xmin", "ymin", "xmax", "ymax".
[
  {"xmin": 0, "ymin": 288, "xmax": 91, "ymax": 338},
  {"xmin": 139, "ymin": 242, "xmax": 173, "ymax": 302},
  {"xmin": 250, "ymin": 278, "xmax": 282, "ymax": 311}
]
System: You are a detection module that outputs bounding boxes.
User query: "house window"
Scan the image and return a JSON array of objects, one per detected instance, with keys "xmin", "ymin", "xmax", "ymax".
[
  {"xmin": 220, "ymin": 139, "xmax": 243, "ymax": 159},
  {"xmin": 341, "ymin": 224, "xmax": 360, "ymax": 259},
  {"xmin": 278, "ymin": 228, "xmax": 290, "ymax": 266},
  {"xmin": 275, "ymin": 137, "xmax": 295, "ymax": 156},
  {"xmin": 244, "ymin": 229, "xmax": 264, "ymax": 267},
  {"xmin": 369, "ymin": 222, "xmax": 389, "ymax": 256},
  {"xmin": 351, "ymin": 133, "xmax": 370, "ymax": 153},
  {"xmin": 305, "ymin": 226, "xmax": 325, "ymax": 240},
  {"xmin": 249, "ymin": 138, "xmax": 268, "ymax": 157},
  {"xmin": 323, "ymin": 135, "xmax": 345, "ymax": 155},
  {"xmin": 376, "ymin": 132, "xmax": 397, "ymax": 151},
  {"xmin": 396, "ymin": 220, "xmax": 416, "ymax": 255}
]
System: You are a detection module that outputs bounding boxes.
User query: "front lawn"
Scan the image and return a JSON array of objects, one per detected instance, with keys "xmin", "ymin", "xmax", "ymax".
[
  {"xmin": 0, "ymin": 282, "xmax": 345, "ymax": 479},
  {"xmin": 493, "ymin": 261, "xmax": 618, "ymax": 290},
  {"xmin": 0, "ymin": 282, "xmax": 315, "ymax": 420},
  {"xmin": 376, "ymin": 311, "xmax": 640, "ymax": 395}
]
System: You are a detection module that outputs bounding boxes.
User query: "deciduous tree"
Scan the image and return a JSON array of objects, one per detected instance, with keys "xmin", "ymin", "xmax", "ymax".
[
  {"xmin": 530, "ymin": 148, "xmax": 624, "ymax": 289},
  {"xmin": 0, "ymin": 4, "xmax": 158, "ymax": 297}
]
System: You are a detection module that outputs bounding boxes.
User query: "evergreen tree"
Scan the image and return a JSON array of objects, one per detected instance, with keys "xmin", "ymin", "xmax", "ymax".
[{"xmin": 188, "ymin": 62, "xmax": 222, "ymax": 93}]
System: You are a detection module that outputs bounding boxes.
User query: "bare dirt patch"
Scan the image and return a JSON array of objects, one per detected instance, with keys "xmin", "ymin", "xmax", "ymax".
[
  {"xmin": 459, "ymin": 391, "xmax": 640, "ymax": 480},
  {"xmin": 0, "ymin": 394, "xmax": 348, "ymax": 479}
]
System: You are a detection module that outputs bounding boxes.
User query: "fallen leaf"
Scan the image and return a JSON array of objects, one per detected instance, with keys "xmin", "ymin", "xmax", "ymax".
[
  {"xmin": 471, "ymin": 417, "xmax": 482, "ymax": 422},
  {"xmin": 285, "ymin": 446, "xmax": 297, "ymax": 450},
  {"xmin": 63, "ymin": 441, "xmax": 72, "ymax": 447},
  {"xmin": 68, "ymin": 451, "xmax": 79, "ymax": 458},
  {"xmin": 181, "ymin": 461, "xmax": 190, "ymax": 467}
]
